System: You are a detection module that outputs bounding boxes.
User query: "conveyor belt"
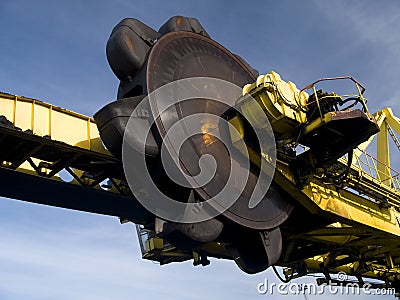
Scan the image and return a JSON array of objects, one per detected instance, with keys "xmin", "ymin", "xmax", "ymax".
[{"xmin": 0, "ymin": 92, "xmax": 151, "ymax": 224}]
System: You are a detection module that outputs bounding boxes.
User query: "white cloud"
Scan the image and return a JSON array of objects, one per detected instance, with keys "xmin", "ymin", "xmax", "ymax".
[
  {"xmin": 313, "ymin": 1, "xmax": 400, "ymax": 111},
  {"xmin": 0, "ymin": 208, "xmax": 274, "ymax": 300},
  {"xmin": 0, "ymin": 205, "xmax": 393, "ymax": 300}
]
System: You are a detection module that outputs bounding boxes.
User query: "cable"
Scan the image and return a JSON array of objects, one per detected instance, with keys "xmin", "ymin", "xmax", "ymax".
[
  {"xmin": 272, "ymin": 265, "xmax": 294, "ymax": 283},
  {"xmin": 340, "ymin": 97, "xmax": 365, "ymax": 112}
]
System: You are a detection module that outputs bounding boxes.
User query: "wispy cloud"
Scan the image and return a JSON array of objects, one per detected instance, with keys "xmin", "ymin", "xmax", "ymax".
[
  {"xmin": 313, "ymin": 0, "xmax": 400, "ymax": 112},
  {"xmin": 0, "ymin": 204, "xmax": 392, "ymax": 300},
  {"xmin": 0, "ymin": 210, "xmax": 276, "ymax": 300}
]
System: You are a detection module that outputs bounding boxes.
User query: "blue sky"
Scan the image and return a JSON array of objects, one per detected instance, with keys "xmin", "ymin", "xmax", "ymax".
[{"xmin": 1, "ymin": 0, "xmax": 400, "ymax": 299}]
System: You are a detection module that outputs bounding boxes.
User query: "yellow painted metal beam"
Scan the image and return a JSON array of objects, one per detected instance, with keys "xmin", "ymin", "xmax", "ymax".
[
  {"xmin": 274, "ymin": 161, "xmax": 400, "ymax": 238},
  {"xmin": 305, "ymin": 180, "xmax": 400, "ymax": 237},
  {"xmin": 352, "ymin": 109, "xmax": 386, "ymax": 160},
  {"xmin": 385, "ymin": 107, "xmax": 400, "ymax": 133},
  {"xmin": 377, "ymin": 120, "xmax": 391, "ymax": 185},
  {"xmin": 0, "ymin": 92, "xmax": 114, "ymax": 183},
  {"xmin": 0, "ymin": 92, "xmax": 108, "ymax": 154}
]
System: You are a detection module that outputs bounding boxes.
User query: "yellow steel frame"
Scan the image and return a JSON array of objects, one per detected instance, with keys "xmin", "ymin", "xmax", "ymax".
[
  {"xmin": 355, "ymin": 108, "xmax": 400, "ymax": 187},
  {"xmin": 0, "ymin": 92, "xmax": 114, "ymax": 186},
  {"xmin": 2, "ymin": 90, "xmax": 400, "ymax": 287},
  {"xmin": 0, "ymin": 92, "xmax": 106, "ymax": 153},
  {"xmin": 230, "ymin": 74, "xmax": 400, "ymax": 286},
  {"xmin": 273, "ymin": 110, "xmax": 400, "ymax": 285},
  {"xmin": 0, "ymin": 91, "xmax": 142, "ymax": 218}
]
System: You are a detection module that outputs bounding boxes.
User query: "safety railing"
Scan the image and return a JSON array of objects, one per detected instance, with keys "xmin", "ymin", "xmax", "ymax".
[
  {"xmin": 299, "ymin": 76, "xmax": 370, "ymax": 122},
  {"xmin": 340, "ymin": 148, "xmax": 400, "ymax": 192}
]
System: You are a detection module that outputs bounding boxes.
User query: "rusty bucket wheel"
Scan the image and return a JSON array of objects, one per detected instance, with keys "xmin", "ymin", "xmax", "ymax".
[{"xmin": 144, "ymin": 31, "xmax": 293, "ymax": 230}]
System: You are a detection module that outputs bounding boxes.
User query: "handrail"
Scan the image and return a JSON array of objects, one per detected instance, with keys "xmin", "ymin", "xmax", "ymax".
[{"xmin": 300, "ymin": 76, "xmax": 366, "ymax": 94}]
